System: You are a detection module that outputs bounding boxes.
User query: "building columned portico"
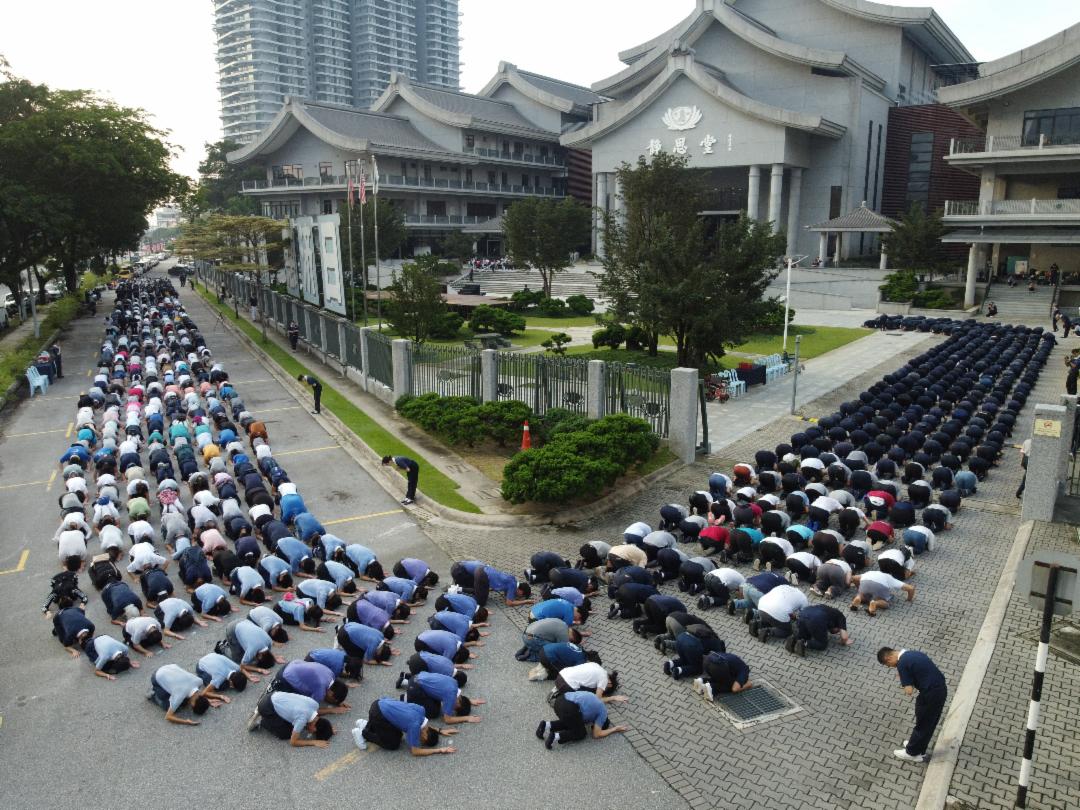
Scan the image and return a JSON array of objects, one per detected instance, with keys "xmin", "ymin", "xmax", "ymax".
[{"xmin": 562, "ymin": 0, "xmax": 972, "ymax": 260}]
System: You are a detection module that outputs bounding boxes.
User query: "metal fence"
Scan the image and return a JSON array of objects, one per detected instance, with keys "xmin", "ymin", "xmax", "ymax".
[
  {"xmin": 497, "ymin": 352, "xmax": 588, "ymax": 415},
  {"xmin": 411, "ymin": 343, "xmax": 481, "ymax": 399},
  {"xmin": 367, "ymin": 331, "xmax": 394, "ymax": 388},
  {"xmin": 605, "ymin": 362, "xmax": 671, "ymax": 436}
]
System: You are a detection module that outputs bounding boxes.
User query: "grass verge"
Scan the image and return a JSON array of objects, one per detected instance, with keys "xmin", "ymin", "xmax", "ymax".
[
  {"xmin": 725, "ymin": 325, "xmax": 872, "ymax": 359},
  {"xmin": 564, "ymin": 346, "xmax": 731, "ymax": 372},
  {"xmin": 196, "ymin": 283, "xmax": 482, "ymax": 514}
]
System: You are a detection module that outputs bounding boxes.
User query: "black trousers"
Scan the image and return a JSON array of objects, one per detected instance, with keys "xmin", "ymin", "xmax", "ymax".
[
  {"xmin": 550, "ymin": 694, "xmax": 588, "ymax": 743},
  {"xmin": 312, "ymin": 384, "xmax": 322, "ymax": 413},
  {"xmin": 404, "ymin": 462, "xmax": 419, "ymax": 499},
  {"xmin": 288, "ymin": 333, "xmax": 298, "ymax": 350},
  {"xmin": 257, "ymin": 693, "xmax": 295, "ymax": 740},
  {"xmin": 907, "ymin": 686, "xmax": 947, "ymax": 756}
]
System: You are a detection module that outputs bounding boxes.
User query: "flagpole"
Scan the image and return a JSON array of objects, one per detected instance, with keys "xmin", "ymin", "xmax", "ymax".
[
  {"xmin": 345, "ymin": 173, "xmax": 356, "ymax": 324},
  {"xmin": 371, "ymin": 155, "xmax": 382, "ymax": 331}
]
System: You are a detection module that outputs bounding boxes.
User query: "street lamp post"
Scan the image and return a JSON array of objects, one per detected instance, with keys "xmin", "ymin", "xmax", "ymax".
[{"xmin": 782, "ymin": 255, "xmax": 808, "ymax": 353}]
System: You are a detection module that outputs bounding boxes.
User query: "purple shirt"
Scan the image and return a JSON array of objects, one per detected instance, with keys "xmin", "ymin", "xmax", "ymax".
[
  {"xmin": 350, "ymin": 598, "xmax": 390, "ymax": 630},
  {"xmin": 399, "ymin": 558, "xmax": 430, "ymax": 584}
]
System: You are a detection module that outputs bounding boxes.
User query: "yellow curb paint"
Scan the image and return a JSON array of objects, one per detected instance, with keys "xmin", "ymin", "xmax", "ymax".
[
  {"xmin": 275, "ymin": 445, "xmax": 340, "ymax": 457},
  {"xmin": 0, "ymin": 428, "xmax": 66, "ymax": 439},
  {"xmin": 46, "ymin": 470, "xmax": 57, "ymax": 492},
  {"xmin": 314, "ymin": 749, "xmax": 365, "ymax": 780},
  {"xmin": 0, "ymin": 480, "xmax": 49, "ymax": 491},
  {"xmin": 0, "ymin": 549, "xmax": 30, "ymax": 575},
  {"xmin": 65, "ymin": 422, "xmax": 73, "ymax": 439},
  {"xmin": 323, "ymin": 510, "xmax": 402, "ymax": 527}
]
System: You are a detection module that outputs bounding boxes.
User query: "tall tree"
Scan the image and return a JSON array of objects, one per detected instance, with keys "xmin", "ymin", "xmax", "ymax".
[
  {"xmin": 180, "ymin": 139, "xmax": 261, "ymax": 220},
  {"xmin": 385, "ymin": 261, "xmax": 448, "ymax": 345},
  {"xmin": 600, "ymin": 153, "xmax": 785, "ymax": 367},
  {"xmin": 176, "ymin": 214, "xmax": 285, "ymax": 338},
  {"xmin": 502, "ymin": 197, "xmax": 591, "ymax": 296},
  {"xmin": 0, "ymin": 60, "xmax": 184, "ymax": 290},
  {"xmin": 438, "ymin": 230, "xmax": 475, "ymax": 269},
  {"xmin": 881, "ymin": 203, "xmax": 945, "ymax": 277},
  {"xmin": 345, "ymin": 197, "xmax": 407, "ymax": 289}
]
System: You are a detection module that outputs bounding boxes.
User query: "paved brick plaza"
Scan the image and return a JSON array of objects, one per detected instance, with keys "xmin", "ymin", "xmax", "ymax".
[{"xmin": 423, "ymin": 329, "xmax": 1067, "ymax": 810}]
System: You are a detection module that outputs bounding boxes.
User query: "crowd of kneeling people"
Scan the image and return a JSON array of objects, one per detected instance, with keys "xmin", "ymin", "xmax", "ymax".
[{"xmin": 43, "ymin": 282, "xmax": 1050, "ymax": 754}]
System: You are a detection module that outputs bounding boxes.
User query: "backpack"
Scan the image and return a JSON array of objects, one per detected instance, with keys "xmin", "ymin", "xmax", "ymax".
[
  {"xmin": 50, "ymin": 570, "xmax": 81, "ymax": 602},
  {"xmin": 89, "ymin": 554, "xmax": 122, "ymax": 590}
]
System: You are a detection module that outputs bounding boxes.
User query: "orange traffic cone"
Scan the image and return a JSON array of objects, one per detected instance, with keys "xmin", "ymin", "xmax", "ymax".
[{"xmin": 521, "ymin": 420, "xmax": 532, "ymax": 450}]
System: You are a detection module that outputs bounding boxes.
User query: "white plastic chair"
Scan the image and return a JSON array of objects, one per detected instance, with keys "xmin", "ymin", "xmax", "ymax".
[
  {"xmin": 724, "ymin": 369, "xmax": 746, "ymax": 397},
  {"xmin": 26, "ymin": 366, "xmax": 48, "ymax": 396}
]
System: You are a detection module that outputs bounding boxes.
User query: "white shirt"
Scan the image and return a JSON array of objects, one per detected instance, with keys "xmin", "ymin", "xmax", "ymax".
[
  {"xmin": 190, "ymin": 504, "xmax": 216, "ymax": 527},
  {"xmin": 255, "ymin": 444, "xmax": 273, "ymax": 460},
  {"xmin": 558, "ymin": 662, "xmax": 607, "ymax": 692},
  {"xmin": 624, "ymin": 521, "xmax": 651, "ymax": 539},
  {"xmin": 277, "ymin": 482, "xmax": 298, "ymax": 497},
  {"xmin": 878, "ymin": 548, "xmax": 914, "ymax": 571},
  {"xmin": 811, "ymin": 496, "xmax": 843, "ymax": 513},
  {"xmin": 249, "ymin": 504, "xmax": 272, "ymax": 522},
  {"xmin": 58, "ymin": 530, "xmax": 88, "ymax": 560},
  {"xmin": 823, "ymin": 558, "xmax": 852, "ymax": 576},
  {"xmin": 99, "ymin": 524, "xmax": 124, "ymax": 551},
  {"xmin": 829, "ymin": 490, "xmax": 856, "ymax": 508},
  {"xmin": 708, "ymin": 568, "xmax": 746, "ymax": 589},
  {"xmin": 788, "ymin": 551, "xmax": 820, "ymax": 570},
  {"xmin": 124, "ymin": 616, "xmax": 160, "ymax": 645},
  {"xmin": 801, "ymin": 458, "xmax": 825, "ymax": 471},
  {"xmin": 127, "ymin": 520, "xmax": 154, "ymax": 543},
  {"xmin": 642, "ymin": 531, "xmax": 677, "ymax": 549},
  {"xmin": 905, "ymin": 525, "xmax": 935, "ymax": 550},
  {"xmin": 762, "ymin": 536, "xmax": 794, "ymax": 556},
  {"xmin": 128, "ymin": 542, "xmax": 165, "ymax": 573},
  {"xmin": 757, "ymin": 585, "xmax": 808, "ymax": 623},
  {"xmin": 859, "ymin": 571, "xmax": 904, "ymax": 591},
  {"xmin": 693, "ymin": 490, "xmax": 713, "ymax": 504}
]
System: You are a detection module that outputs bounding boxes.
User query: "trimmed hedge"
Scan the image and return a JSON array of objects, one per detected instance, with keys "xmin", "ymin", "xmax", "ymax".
[
  {"xmin": 501, "ymin": 413, "xmax": 660, "ymax": 504},
  {"xmin": 396, "ymin": 393, "xmax": 533, "ymax": 448}
]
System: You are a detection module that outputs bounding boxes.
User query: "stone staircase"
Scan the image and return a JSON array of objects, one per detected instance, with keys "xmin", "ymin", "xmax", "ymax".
[
  {"xmin": 451, "ymin": 267, "xmax": 604, "ymax": 300},
  {"xmin": 984, "ymin": 283, "xmax": 1054, "ymax": 323}
]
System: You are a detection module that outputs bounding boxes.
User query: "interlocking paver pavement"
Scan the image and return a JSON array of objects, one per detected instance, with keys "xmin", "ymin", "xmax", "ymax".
[{"xmin": 422, "ymin": 323, "xmax": 1069, "ymax": 810}]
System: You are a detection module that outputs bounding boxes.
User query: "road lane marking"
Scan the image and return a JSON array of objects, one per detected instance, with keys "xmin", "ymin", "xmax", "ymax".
[
  {"xmin": 85, "ymin": 369, "xmax": 91, "ymax": 377},
  {"xmin": 0, "ymin": 428, "xmax": 66, "ymax": 439},
  {"xmin": 65, "ymin": 422, "xmax": 73, "ymax": 439},
  {"xmin": 256, "ymin": 405, "xmax": 303, "ymax": 414},
  {"xmin": 323, "ymin": 510, "xmax": 403, "ymax": 526},
  {"xmin": 314, "ymin": 749, "xmax": 366, "ymax": 780},
  {"xmin": 275, "ymin": 445, "xmax": 340, "ymax": 457},
  {"xmin": 0, "ymin": 550, "xmax": 30, "ymax": 575},
  {"xmin": 46, "ymin": 470, "xmax": 57, "ymax": 491},
  {"xmin": 0, "ymin": 480, "xmax": 50, "ymax": 491}
]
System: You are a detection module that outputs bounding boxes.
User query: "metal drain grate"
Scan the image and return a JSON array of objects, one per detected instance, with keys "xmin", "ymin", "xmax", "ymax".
[
  {"xmin": 1021, "ymin": 619, "xmax": 1080, "ymax": 665},
  {"xmin": 713, "ymin": 680, "xmax": 801, "ymax": 729}
]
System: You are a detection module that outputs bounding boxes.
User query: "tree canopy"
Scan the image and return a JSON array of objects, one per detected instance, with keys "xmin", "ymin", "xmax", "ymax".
[
  {"xmin": 0, "ymin": 59, "xmax": 185, "ymax": 291},
  {"xmin": 180, "ymin": 139, "xmax": 261, "ymax": 221},
  {"xmin": 502, "ymin": 197, "xmax": 591, "ymax": 296},
  {"xmin": 345, "ymin": 197, "xmax": 407, "ymax": 286},
  {"xmin": 600, "ymin": 152, "xmax": 785, "ymax": 368},
  {"xmin": 881, "ymin": 203, "xmax": 946, "ymax": 276},
  {"xmin": 385, "ymin": 262, "xmax": 449, "ymax": 344}
]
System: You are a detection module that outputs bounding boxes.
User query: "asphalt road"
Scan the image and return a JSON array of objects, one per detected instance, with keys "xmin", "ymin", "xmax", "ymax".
[{"xmin": 0, "ymin": 263, "xmax": 683, "ymax": 810}]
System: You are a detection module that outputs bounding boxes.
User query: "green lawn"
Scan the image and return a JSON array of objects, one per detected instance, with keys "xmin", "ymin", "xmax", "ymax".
[
  {"xmin": 423, "ymin": 328, "xmax": 556, "ymax": 350},
  {"xmin": 726, "ymin": 325, "xmax": 872, "ymax": 359},
  {"xmin": 196, "ymin": 283, "xmax": 481, "ymax": 513},
  {"xmin": 524, "ymin": 315, "xmax": 602, "ymax": 328},
  {"xmin": 564, "ymin": 346, "xmax": 730, "ymax": 372}
]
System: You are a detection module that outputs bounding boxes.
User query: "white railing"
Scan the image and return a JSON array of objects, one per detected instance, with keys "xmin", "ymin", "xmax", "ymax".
[
  {"xmin": 240, "ymin": 175, "xmax": 564, "ymax": 197},
  {"xmin": 404, "ymin": 215, "xmax": 488, "ymax": 226},
  {"xmin": 949, "ymin": 133, "xmax": 1080, "ymax": 155},
  {"xmin": 462, "ymin": 145, "xmax": 565, "ymax": 166},
  {"xmin": 945, "ymin": 198, "xmax": 1080, "ymax": 217}
]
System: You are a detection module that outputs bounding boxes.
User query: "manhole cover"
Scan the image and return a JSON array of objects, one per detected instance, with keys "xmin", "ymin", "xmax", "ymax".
[
  {"xmin": 713, "ymin": 680, "xmax": 801, "ymax": 729},
  {"xmin": 1021, "ymin": 619, "xmax": 1080, "ymax": 665}
]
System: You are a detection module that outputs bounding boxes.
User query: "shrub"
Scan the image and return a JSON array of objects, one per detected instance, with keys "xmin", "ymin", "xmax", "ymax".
[
  {"xmin": 397, "ymin": 394, "xmax": 532, "ymax": 448},
  {"xmin": 476, "ymin": 400, "xmax": 533, "ymax": 447},
  {"xmin": 625, "ymin": 325, "xmax": 647, "ymax": 351},
  {"xmin": 541, "ymin": 332, "xmax": 572, "ymax": 355},
  {"xmin": 879, "ymin": 270, "xmax": 919, "ymax": 303},
  {"xmin": 536, "ymin": 407, "xmax": 584, "ymax": 442},
  {"xmin": 912, "ymin": 288, "xmax": 958, "ymax": 309},
  {"xmin": 500, "ymin": 413, "xmax": 659, "ymax": 504},
  {"xmin": 592, "ymin": 323, "xmax": 626, "ymax": 349},
  {"xmin": 566, "ymin": 294, "xmax": 595, "ymax": 316},
  {"xmin": 536, "ymin": 297, "xmax": 567, "ymax": 317},
  {"xmin": 509, "ymin": 289, "xmax": 544, "ymax": 312},
  {"xmin": 754, "ymin": 300, "xmax": 796, "ymax": 335},
  {"xmin": 469, "ymin": 305, "xmax": 525, "ymax": 336},
  {"xmin": 430, "ymin": 311, "xmax": 464, "ymax": 339}
]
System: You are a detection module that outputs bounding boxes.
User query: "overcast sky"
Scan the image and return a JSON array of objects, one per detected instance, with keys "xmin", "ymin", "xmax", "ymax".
[{"xmin": 1, "ymin": 1, "xmax": 1076, "ymax": 179}]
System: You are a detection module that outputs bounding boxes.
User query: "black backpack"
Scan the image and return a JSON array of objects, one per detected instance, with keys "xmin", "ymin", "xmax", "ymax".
[
  {"xmin": 50, "ymin": 570, "xmax": 81, "ymax": 602},
  {"xmin": 88, "ymin": 555, "xmax": 121, "ymax": 590}
]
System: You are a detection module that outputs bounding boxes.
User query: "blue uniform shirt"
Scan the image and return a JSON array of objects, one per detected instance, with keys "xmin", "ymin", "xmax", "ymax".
[
  {"xmin": 416, "ymin": 629, "xmax": 460, "ymax": 659},
  {"xmin": 483, "ymin": 565, "xmax": 518, "ymax": 601},
  {"xmin": 530, "ymin": 598, "xmax": 574, "ymax": 626},
  {"xmin": 380, "ymin": 577, "xmax": 417, "ymax": 600},
  {"xmin": 194, "ymin": 583, "xmax": 229, "ymax": 614},
  {"xmin": 542, "ymin": 642, "xmax": 585, "ymax": 670},
  {"xmin": 275, "ymin": 537, "xmax": 311, "ymax": 573},
  {"xmin": 342, "ymin": 622, "xmax": 383, "ymax": 659},
  {"xmin": 298, "ymin": 578, "xmax": 336, "ymax": 608},
  {"xmin": 197, "ymin": 652, "xmax": 240, "ymax": 688},
  {"xmin": 440, "ymin": 591, "xmax": 478, "ymax": 617},
  {"xmin": 345, "ymin": 544, "xmax": 377, "ymax": 575},
  {"xmin": 432, "ymin": 610, "xmax": 471, "ymax": 639},
  {"xmin": 897, "ymin": 650, "xmax": 946, "ymax": 692},
  {"xmin": 563, "ymin": 690, "xmax": 607, "ymax": 727},
  {"xmin": 307, "ymin": 648, "xmax": 346, "ymax": 677},
  {"xmin": 377, "ymin": 698, "xmax": 426, "ymax": 747},
  {"xmin": 415, "ymin": 671, "xmax": 459, "ymax": 717},
  {"xmin": 417, "ymin": 651, "xmax": 455, "ymax": 677}
]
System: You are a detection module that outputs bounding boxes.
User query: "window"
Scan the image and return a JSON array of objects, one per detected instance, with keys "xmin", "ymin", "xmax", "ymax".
[
  {"xmin": 324, "ymin": 236, "xmax": 334, "ymax": 254},
  {"xmin": 426, "ymin": 201, "xmax": 446, "ymax": 216},
  {"xmin": 263, "ymin": 200, "xmax": 300, "ymax": 219},
  {"xmin": 464, "ymin": 134, "xmax": 475, "ymax": 149},
  {"xmin": 829, "ymin": 186, "xmax": 843, "ymax": 219},
  {"xmin": 501, "ymin": 172, "xmax": 508, "ymax": 187},
  {"xmin": 488, "ymin": 170, "xmax": 497, "ymax": 186},
  {"xmin": 319, "ymin": 162, "xmax": 333, "ymax": 180},
  {"xmin": 272, "ymin": 164, "xmax": 303, "ymax": 181},
  {"xmin": 906, "ymin": 132, "xmax": 934, "ymax": 210},
  {"xmin": 465, "ymin": 168, "xmax": 473, "ymax": 184},
  {"xmin": 513, "ymin": 141, "xmax": 524, "ymax": 156},
  {"xmin": 521, "ymin": 173, "xmax": 529, "ymax": 187},
  {"xmin": 322, "ymin": 199, "xmax": 334, "ymax": 215},
  {"xmin": 897, "ymin": 84, "xmax": 907, "ymax": 105},
  {"xmin": 1023, "ymin": 107, "xmax": 1080, "ymax": 146},
  {"xmin": 467, "ymin": 202, "xmax": 496, "ymax": 218}
]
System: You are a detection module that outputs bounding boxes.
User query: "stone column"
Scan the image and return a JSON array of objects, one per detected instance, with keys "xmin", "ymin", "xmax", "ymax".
[
  {"xmin": 595, "ymin": 172, "xmax": 609, "ymax": 258},
  {"xmin": 785, "ymin": 167, "xmax": 803, "ymax": 255},
  {"xmin": 1020, "ymin": 403, "xmax": 1069, "ymax": 522},
  {"xmin": 746, "ymin": 166, "xmax": 761, "ymax": 220},
  {"xmin": 338, "ymin": 321, "xmax": 348, "ymax": 378},
  {"xmin": 964, "ymin": 244, "xmax": 979, "ymax": 309},
  {"xmin": 1060, "ymin": 395, "xmax": 1077, "ymax": 486},
  {"xmin": 391, "ymin": 339, "xmax": 413, "ymax": 400},
  {"xmin": 768, "ymin": 163, "xmax": 784, "ymax": 231},
  {"xmin": 818, "ymin": 232, "xmax": 828, "ymax": 267},
  {"xmin": 669, "ymin": 367, "xmax": 700, "ymax": 464},
  {"xmin": 587, "ymin": 360, "xmax": 605, "ymax": 420},
  {"xmin": 480, "ymin": 349, "xmax": 498, "ymax": 403},
  {"xmin": 879, "ymin": 249, "xmax": 888, "ymax": 270},
  {"xmin": 833, "ymin": 232, "xmax": 842, "ymax": 267},
  {"xmin": 359, "ymin": 326, "xmax": 372, "ymax": 392}
]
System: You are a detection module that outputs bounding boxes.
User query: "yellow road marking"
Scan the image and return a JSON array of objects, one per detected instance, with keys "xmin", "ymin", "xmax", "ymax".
[
  {"xmin": 275, "ymin": 445, "xmax": 340, "ymax": 457},
  {"xmin": 0, "ymin": 428, "xmax": 66, "ymax": 439},
  {"xmin": 323, "ymin": 510, "xmax": 402, "ymax": 527},
  {"xmin": 257, "ymin": 405, "xmax": 303, "ymax": 414},
  {"xmin": 230, "ymin": 378, "xmax": 274, "ymax": 385},
  {"xmin": 0, "ymin": 480, "xmax": 49, "ymax": 491},
  {"xmin": 0, "ymin": 550, "xmax": 30, "ymax": 575},
  {"xmin": 65, "ymin": 422, "xmax": 73, "ymax": 439},
  {"xmin": 314, "ymin": 749, "xmax": 366, "ymax": 780},
  {"xmin": 85, "ymin": 368, "xmax": 92, "ymax": 377},
  {"xmin": 46, "ymin": 470, "xmax": 58, "ymax": 492}
]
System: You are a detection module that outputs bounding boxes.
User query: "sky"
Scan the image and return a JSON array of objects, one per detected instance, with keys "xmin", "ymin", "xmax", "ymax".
[{"xmin": 1, "ymin": 0, "xmax": 1076, "ymax": 180}]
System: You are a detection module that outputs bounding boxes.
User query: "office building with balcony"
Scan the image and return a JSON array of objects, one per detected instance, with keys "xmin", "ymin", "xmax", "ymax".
[
  {"xmin": 225, "ymin": 67, "xmax": 602, "ymax": 311},
  {"xmin": 560, "ymin": 0, "xmax": 973, "ymax": 259},
  {"xmin": 214, "ymin": 0, "xmax": 461, "ymax": 144},
  {"xmin": 939, "ymin": 22, "xmax": 1080, "ymax": 307}
]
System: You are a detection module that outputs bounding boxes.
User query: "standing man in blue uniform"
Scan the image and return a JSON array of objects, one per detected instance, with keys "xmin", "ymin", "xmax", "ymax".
[
  {"xmin": 877, "ymin": 647, "xmax": 947, "ymax": 762},
  {"xmin": 382, "ymin": 455, "xmax": 420, "ymax": 505}
]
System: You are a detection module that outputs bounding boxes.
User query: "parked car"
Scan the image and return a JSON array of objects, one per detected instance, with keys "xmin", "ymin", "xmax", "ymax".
[{"xmin": 44, "ymin": 281, "xmax": 64, "ymax": 301}]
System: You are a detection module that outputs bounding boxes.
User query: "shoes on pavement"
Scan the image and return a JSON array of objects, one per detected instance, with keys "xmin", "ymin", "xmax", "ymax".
[
  {"xmin": 400, "ymin": 498, "xmax": 414, "ymax": 505},
  {"xmin": 893, "ymin": 749, "xmax": 928, "ymax": 763},
  {"xmin": 757, "ymin": 626, "xmax": 770, "ymax": 643},
  {"xmin": 692, "ymin": 677, "xmax": 704, "ymax": 695},
  {"xmin": 794, "ymin": 639, "xmax": 806, "ymax": 657},
  {"xmin": 785, "ymin": 635, "xmax": 797, "ymax": 654},
  {"xmin": 752, "ymin": 558, "xmax": 761, "ymax": 571},
  {"xmin": 703, "ymin": 682, "xmax": 714, "ymax": 702},
  {"xmin": 536, "ymin": 721, "xmax": 549, "ymax": 740},
  {"xmin": 663, "ymin": 660, "xmax": 673, "ymax": 676},
  {"xmin": 545, "ymin": 730, "xmax": 558, "ymax": 750},
  {"xmin": 810, "ymin": 586, "xmax": 823, "ymax": 597},
  {"xmin": 246, "ymin": 710, "xmax": 261, "ymax": 732},
  {"xmin": 727, "ymin": 600, "xmax": 736, "ymax": 616}
]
